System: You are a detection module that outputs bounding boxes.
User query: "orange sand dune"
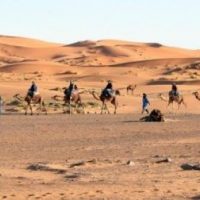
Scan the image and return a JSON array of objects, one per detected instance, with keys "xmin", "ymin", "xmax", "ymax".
[
  {"xmin": 1, "ymin": 36, "xmax": 200, "ymax": 70},
  {"xmin": 0, "ymin": 35, "xmax": 60, "ymax": 47},
  {"xmin": 0, "ymin": 61, "xmax": 69, "ymax": 74}
]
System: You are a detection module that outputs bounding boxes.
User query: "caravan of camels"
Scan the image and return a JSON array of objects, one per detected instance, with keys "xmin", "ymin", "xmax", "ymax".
[{"xmin": 2, "ymin": 80, "xmax": 199, "ymax": 116}]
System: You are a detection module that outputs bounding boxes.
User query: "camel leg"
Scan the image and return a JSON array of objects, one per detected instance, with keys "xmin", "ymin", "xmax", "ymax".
[
  {"xmin": 113, "ymin": 101, "xmax": 117, "ymax": 114},
  {"xmin": 105, "ymin": 103, "xmax": 110, "ymax": 114},
  {"xmin": 178, "ymin": 101, "xmax": 181, "ymax": 110},
  {"xmin": 182, "ymin": 100, "xmax": 187, "ymax": 108},
  {"xmin": 44, "ymin": 106, "xmax": 48, "ymax": 115},
  {"xmin": 42, "ymin": 102, "xmax": 47, "ymax": 115},
  {"xmin": 69, "ymin": 101, "xmax": 72, "ymax": 115},
  {"xmin": 80, "ymin": 103, "xmax": 85, "ymax": 114},
  {"xmin": 30, "ymin": 104, "xmax": 33, "ymax": 115},
  {"xmin": 63, "ymin": 103, "xmax": 67, "ymax": 114},
  {"xmin": 167, "ymin": 101, "xmax": 173, "ymax": 110},
  {"xmin": 36, "ymin": 103, "xmax": 41, "ymax": 115},
  {"xmin": 114, "ymin": 105, "xmax": 117, "ymax": 114},
  {"xmin": 101, "ymin": 102, "xmax": 105, "ymax": 114},
  {"xmin": 82, "ymin": 104, "xmax": 85, "ymax": 114},
  {"xmin": 111, "ymin": 99, "xmax": 117, "ymax": 114},
  {"xmin": 75, "ymin": 103, "xmax": 78, "ymax": 114},
  {"xmin": 25, "ymin": 104, "xmax": 28, "ymax": 115},
  {"xmin": 101, "ymin": 103, "xmax": 103, "ymax": 114}
]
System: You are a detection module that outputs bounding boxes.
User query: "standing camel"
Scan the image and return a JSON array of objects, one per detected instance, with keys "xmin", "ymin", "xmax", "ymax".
[
  {"xmin": 159, "ymin": 91, "xmax": 186, "ymax": 109},
  {"xmin": 13, "ymin": 93, "xmax": 47, "ymax": 115},
  {"xmin": 91, "ymin": 90, "xmax": 120, "ymax": 114},
  {"xmin": 127, "ymin": 84, "xmax": 137, "ymax": 95},
  {"xmin": 52, "ymin": 91, "xmax": 85, "ymax": 114},
  {"xmin": 193, "ymin": 91, "xmax": 200, "ymax": 101}
]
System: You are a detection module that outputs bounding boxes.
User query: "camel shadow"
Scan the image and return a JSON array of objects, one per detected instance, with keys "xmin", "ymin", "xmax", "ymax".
[
  {"xmin": 191, "ymin": 195, "xmax": 200, "ymax": 200},
  {"xmin": 122, "ymin": 120, "xmax": 140, "ymax": 123}
]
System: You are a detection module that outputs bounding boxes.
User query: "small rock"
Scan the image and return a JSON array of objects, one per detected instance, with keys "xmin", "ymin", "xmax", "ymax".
[
  {"xmin": 156, "ymin": 157, "xmax": 172, "ymax": 164},
  {"xmin": 87, "ymin": 159, "xmax": 97, "ymax": 164},
  {"xmin": 69, "ymin": 160, "xmax": 85, "ymax": 168},
  {"xmin": 127, "ymin": 160, "xmax": 135, "ymax": 166},
  {"xmin": 65, "ymin": 173, "xmax": 79, "ymax": 179},
  {"xmin": 181, "ymin": 163, "xmax": 200, "ymax": 171}
]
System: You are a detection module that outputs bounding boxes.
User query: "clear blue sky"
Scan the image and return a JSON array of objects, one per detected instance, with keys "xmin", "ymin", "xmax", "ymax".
[{"xmin": 0, "ymin": 0, "xmax": 199, "ymax": 49}]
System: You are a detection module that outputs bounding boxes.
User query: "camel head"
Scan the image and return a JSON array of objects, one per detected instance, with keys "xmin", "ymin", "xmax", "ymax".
[
  {"xmin": 13, "ymin": 93, "xmax": 21, "ymax": 98},
  {"xmin": 51, "ymin": 95, "xmax": 62, "ymax": 101},
  {"xmin": 115, "ymin": 90, "xmax": 120, "ymax": 96},
  {"xmin": 158, "ymin": 93, "xmax": 168, "ymax": 102},
  {"xmin": 192, "ymin": 91, "xmax": 200, "ymax": 100},
  {"xmin": 192, "ymin": 91, "xmax": 199, "ymax": 96}
]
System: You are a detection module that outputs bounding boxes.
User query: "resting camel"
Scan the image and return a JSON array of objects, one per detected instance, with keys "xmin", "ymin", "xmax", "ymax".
[
  {"xmin": 159, "ymin": 91, "xmax": 186, "ymax": 109},
  {"xmin": 127, "ymin": 84, "xmax": 137, "ymax": 95},
  {"xmin": 91, "ymin": 90, "xmax": 120, "ymax": 114},
  {"xmin": 52, "ymin": 90, "xmax": 85, "ymax": 114},
  {"xmin": 193, "ymin": 91, "xmax": 200, "ymax": 101},
  {"xmin": 13, "ymin": 93, "xmax": 47, "ymax": 115}
]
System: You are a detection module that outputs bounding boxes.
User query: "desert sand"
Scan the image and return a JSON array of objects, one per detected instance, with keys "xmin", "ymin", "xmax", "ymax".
[{"xmin": 0, "ymin": 35, "xmax": 200, "ymax": 199}]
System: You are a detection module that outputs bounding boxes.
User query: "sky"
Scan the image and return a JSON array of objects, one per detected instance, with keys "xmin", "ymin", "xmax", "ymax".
[{"xmin": 0, "ymin": 0, "xmax": 199, "ymax": 49}]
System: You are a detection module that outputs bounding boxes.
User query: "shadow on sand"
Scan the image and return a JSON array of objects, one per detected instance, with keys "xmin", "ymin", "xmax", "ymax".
[{"xmin": 191, "ymin": 195, "xmax": 200, "ymax": 200}]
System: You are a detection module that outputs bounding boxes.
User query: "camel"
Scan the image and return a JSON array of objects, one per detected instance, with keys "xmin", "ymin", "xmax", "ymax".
[
  {"xmin": 159, "ymin": 91, "xmax": 186, "ymax": 109},
  {"xmin": 13, "ymin": 93, "xmax": 47, "ymax": 115},
  {"xmin": 52, "ymin": 91, "xmax": 85, "ymax": 114},
  {"xmin": 91, "ymin": 90, "xmax": 120, "ymax": 114},
  {"xmin": 127, "ymin": 84, "xmax": 137, "ymax": 95},
  {"xmin": 193, "ymin": 91, "xmax": 200, "ymax": 101}
]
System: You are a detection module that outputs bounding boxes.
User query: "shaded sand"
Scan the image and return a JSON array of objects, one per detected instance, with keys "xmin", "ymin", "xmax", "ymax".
[{"xmin": 0, "ymin": 114, "xmax": 200, "ymax": 200}]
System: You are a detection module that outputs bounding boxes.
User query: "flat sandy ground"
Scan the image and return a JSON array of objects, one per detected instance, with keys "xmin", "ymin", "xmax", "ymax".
[{"xmin": 0, "ymin": 114, "xmax": 200, "ymax": 200}]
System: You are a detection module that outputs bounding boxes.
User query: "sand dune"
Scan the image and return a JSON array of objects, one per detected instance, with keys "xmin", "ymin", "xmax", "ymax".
[
  {"xmin": 0, "ymin": 35, "xmax": 60, "ymax": 47},
  {"xmin": 1, "ymin": 35, "xmax": 200, "ymax": 70},
  {"xmin": 0, "ymin": 61, "xmax": 68, "ymax": 74}
]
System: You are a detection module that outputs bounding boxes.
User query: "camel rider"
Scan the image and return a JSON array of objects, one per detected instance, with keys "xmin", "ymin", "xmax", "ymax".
[
  {"xmin": 171, "ymin": 83, "xmax": 179, "ymax": 97},
  {"xmin": 102, "ymin": 80, "xmax": 114, "ymax": 98},
  {"xmin": 64, "ymin": 80, "xmax": 75, "ymax": 98},
  {"xmin": 28, "ymin": 81, "xmax": 38, "ymax": 98}
]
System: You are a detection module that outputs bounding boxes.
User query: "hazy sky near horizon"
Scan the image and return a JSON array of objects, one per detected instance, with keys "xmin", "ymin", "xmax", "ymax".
[{"xmin": 0, "ymin": 0, "xmax": 199, "ymax": 49}]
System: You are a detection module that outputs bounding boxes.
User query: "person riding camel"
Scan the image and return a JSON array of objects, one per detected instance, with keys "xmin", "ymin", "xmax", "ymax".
[
  {"xmin": 64, "ymin": 80, "xmax": 76, "ymax": 99},
  {"xmin": 102, "ymin": 80, "xmax": 114, "ymax": 98},
  {"xmin": 171, "ymin": 83, "xmax": 179, "ymax": 97},
  {"xmin": 28, "ymin": 81, "xmax": 38, "ymax": 98}
]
